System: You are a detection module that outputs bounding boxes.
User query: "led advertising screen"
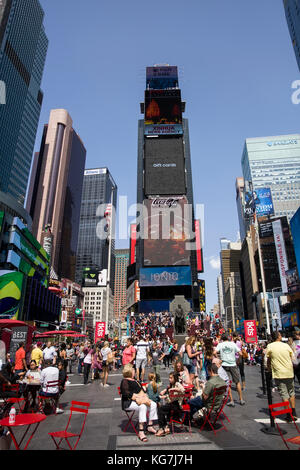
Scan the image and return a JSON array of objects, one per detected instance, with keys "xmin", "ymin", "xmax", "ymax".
[
  {"xmin": 139, "ymin": 266, "xmax": 192, "ymax": 287},
  {"xmin": 143, "ymin": 196, "xmax": 191, "ymax": 266},
  {"xmin": 254, "ymin": 188, "xmax": 274, "ymax": 217},
  {"xmin": 130, "ymin": 224, "xmax": 137, "ymax": 265},
  {"xmin": 144, "ymin": 137, "xmax": 186, "ymax": 195},
  {"xmin": 291, "ymin": 207, "xmax": 300, "ymax": 276},
  {"xmin": 195, "ymin": 220, "xmax": 204, "ymax": 272},
  {"xmin": 0, "ymin": 271, "xmax": 24, "ymax": 320},
  {"xmin": 82, "ymin": 269, "xmax": 107, "ymax": 287},
  {"xmin": 198, "ymin": 279, "xmax": 206, "ymax": 313},
  {"xmin": 285, "ymin": 268, "xmax": 300, "ymax": 294},
  {"xmin": 146, "ymin": 66, "xmax": 178, "ymax": 90},
  {"xmin": 144, "ymin": 89, "xmax": 182, "ymax": 135}
]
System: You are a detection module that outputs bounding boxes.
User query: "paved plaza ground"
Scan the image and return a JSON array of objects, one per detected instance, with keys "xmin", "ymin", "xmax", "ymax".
[{"xmin": 4, "ymin": 363, "xmax": 300, "ymax": 452}]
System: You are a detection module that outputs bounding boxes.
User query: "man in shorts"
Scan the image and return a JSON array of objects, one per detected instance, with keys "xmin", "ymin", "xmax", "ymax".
[
  {"xmin": 215, "ymin": 334, "xmax": 245, "ymax": 406},
  {"xmin": 135, "ymin": 336, "xmax": 150, "ymax": 382},
  {"xmin": 266, "ymin": 331, "xmax": 297, "ymax": 421}
]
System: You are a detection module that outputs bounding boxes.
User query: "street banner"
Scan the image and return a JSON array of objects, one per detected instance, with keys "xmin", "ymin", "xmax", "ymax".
[
  {"xmin": 244, "ymin": 320, "xmax": 258, "ymax": 344},
  {"xmin": 95, "ymin": 322, "xmax": 106, "ymax": 343},
  {"xmin": 272, "ymin": 219, "xmax": 288, "ymax": 293}
]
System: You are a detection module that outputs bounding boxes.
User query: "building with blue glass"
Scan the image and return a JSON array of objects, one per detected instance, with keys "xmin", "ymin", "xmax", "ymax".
[
  {"xmin": 0, "ymin": 0, "xmax": 48, "ymax": 205},
  {"xmin": 283, "ymin": 0, "xmax": 300, "ymax": 71}
]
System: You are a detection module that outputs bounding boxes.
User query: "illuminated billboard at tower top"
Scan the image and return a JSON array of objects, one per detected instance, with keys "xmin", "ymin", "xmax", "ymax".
[
  {"xmin": 146, "ymin": 66, "xmax": 178, "ymax": 90},
  {"xmin": 144, "ymin": 89, "xmax": 183, "ymax": 135}
]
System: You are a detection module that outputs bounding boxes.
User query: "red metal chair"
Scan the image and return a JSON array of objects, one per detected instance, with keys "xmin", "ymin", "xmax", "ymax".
[
  {"xmin": 169, "ymin": 390, "xmax": 192, "ymax": 434},
  {"xmin": 199, "ymin": 385, "xmax": 228, "ymax": 435},
  {"xmin": 48, "ymin": 401, "xmax": 90, "ymax": 450},
  {"xmin": 1, "ymin": 384, "xmax": 26, "ymax": 415},
  {"xmin": 117, "ymin": 386, "xmax": 139, "ymax": 436},
  {"xmin": 39, "ymin": 380, "xmax": 60, "ymax": 414},
  {"xmin": 183, "ymin": 384, "xmax": 194, "ymax": 400},
  {"xmin": 269, "ymin": 401, "xmax": 300, "ymax": 450}
]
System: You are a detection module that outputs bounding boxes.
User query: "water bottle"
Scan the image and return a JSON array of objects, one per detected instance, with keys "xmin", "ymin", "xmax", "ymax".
[{"xmin": 9, "ymin": 407, "xmax": 16, "ymax": 425}]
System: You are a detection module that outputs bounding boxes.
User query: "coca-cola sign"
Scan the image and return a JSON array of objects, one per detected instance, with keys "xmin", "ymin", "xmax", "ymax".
[{"xmin": 150, "ymin": 197, "xmax": 182, "ymax": 208}]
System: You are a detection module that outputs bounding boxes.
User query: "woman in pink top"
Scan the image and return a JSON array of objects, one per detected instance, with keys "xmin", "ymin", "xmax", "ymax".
[{"xmin": 122, "ymin": 338, "xmax": 136, "ymax": 366}]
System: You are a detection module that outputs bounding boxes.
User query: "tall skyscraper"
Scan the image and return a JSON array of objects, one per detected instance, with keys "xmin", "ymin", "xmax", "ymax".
[
  {"xmin": 113, "ymin": 249, "xmax": 129, "ymax": 322},
  {"xmin": 133, "ymin": 65, "xmax": 203, "ymax": 313},
  {"xmin": 241, "ymin": 135, "xmax": 300, "ymax": 221},
  {"xmin": 75, "ymin": 168, "xmax": 117, "ymax": 289},
  {"xmin": 283, "ymin": 0, "xmax": 300, "ymax": 71},
  {"xmin": 26, "ymin": 109, "xmax": 87, "ymax": 281},
  {"xmin": 0, "ymin": 0, "xmax": 48, "ymax": 205}
]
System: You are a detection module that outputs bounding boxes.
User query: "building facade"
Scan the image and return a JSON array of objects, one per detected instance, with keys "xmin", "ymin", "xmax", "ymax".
[
  {"xmin": 242, "ymin": 135, "xmax": 300, "ymax": 221},
  {"xmin": 26, "ymin": 109, "xmax": 86, "ymax": 281},
  {"xmin": 82, "ymin": 286, "xmax": 114, "ymax": 329},
  {"xmin": 283, "ymin": 0, "xmax": 300, "ymax": 72},
  {"xmin": 113, "ymin": 249, "xmax": 129, "ymax": 322},
  {"xmin": 75, "ymin": 168, "xmax": 117, "ymax": 292},
  {"xmin": 0, "ymin": 0, "xmax": 48, "ymax": 205}
]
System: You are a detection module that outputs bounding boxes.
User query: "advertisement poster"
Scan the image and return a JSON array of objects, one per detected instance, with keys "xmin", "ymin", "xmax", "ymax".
[
  {"xmin": 9, "ymin": 326, "xmax": 28, "ymax": 362},
  {"xmin": 285, "ymin": 267, "xmax": 300, "ymax": 294},
  {"xmin": 244, "ymin": 320, "xmax": 258, "ymax": 344},
  {"xmin": 0, "ymin": 270, "xmax": 24, "ymax": 320},
  {"xmin": 272, "ymin": 219, "xmax": 289, "ymax": 293},
  {"xmin": 146, "ymin": 66, "xmax": 178, "ymax": 90},
  {"xmin": 139, "ymin": 266, "xmax": 192, "ymax": 287},
  {"xmin": 144, "ymin": 89, "xmax": 182, "ymax": 135},
  {"xmin": 143, "ymin": 197, "xmax": 191, "ymax": 266},
  {"xmin": 95, "ymin": 322, "xmax": 106, "ymax": 343},
  {"xmin": 83, "ymin": 269, "xmax": 107, "ymax": 287},
  {"xmin": 244, "ymin": 185, "xmax": 274, "ymax": 218}
]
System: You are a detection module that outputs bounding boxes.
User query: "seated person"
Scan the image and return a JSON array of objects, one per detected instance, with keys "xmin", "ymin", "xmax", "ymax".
[
  {"xmin": 39, "ymin": 359, "xmax": 62, "ymax": 414},
  {"xmin": 188, "ymin": 363, "xmax": 226, "ymax": 419},
  {"xmin": 23, "ymin": 360, "xmax": 41, "ymax": 411},
  {"xmin": 120, "ymin": 363, "xmax": 158, "ymax": 443},
  {"xmin": 174, "ymin": 359, "xmax": 191, "ymax": 386},
  {"xmin": 156, "ymin": 372, "xmax": 185, "ymax": 437},
  {"xmin": 146, "ymin": 373, "xmax": 160, "ymax": 404},
  {"xmin": 212, "ymin": 357, "xmax": 230, "ymax": 386}
]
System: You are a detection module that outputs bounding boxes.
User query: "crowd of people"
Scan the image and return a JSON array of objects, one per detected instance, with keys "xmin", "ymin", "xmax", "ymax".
[{"xmin": 1, "ymin": 311, "xmax": 300, "ymax": 445}]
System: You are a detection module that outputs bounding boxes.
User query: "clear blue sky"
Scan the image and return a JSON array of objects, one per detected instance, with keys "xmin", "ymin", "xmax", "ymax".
[{"xmin": 38, "ymin": 0, "xmax": 300, "ymax": 311}]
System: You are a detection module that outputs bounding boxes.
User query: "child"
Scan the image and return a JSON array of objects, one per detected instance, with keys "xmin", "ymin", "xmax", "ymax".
[{"xmin": 146, "ymin": 372, "xmax": 160, "ymax": 405}]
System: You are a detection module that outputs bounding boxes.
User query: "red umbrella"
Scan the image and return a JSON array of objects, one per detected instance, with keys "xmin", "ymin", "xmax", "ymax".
[{"xmin": 34, "ymin": 330, "xmax": 81, "ymax": 336}]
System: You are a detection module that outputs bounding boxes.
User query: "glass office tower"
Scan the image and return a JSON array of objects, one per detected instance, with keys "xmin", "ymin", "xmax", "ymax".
[
  {"xmin": 241, "ymin": 135, "xmax": 300, "ymax": 221},
  {"xmin": 75, "ymin": 168, "xmax": 117, "ymax": 290},
  {"xmin": 0, "ymin": 0, "xmax": 48, "ymax": 205},
  {"xmin": 283, "ymin": 0, "xmax": 300, "ymax": 71}
]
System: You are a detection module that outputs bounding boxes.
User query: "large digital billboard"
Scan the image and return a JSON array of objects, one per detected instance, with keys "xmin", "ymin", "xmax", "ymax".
[
  {"xmin": 144, "ymin": 137, "xmax": 186, "ymax": 195},
  {"xmin": 140, "ymin": 266, "xmax": 192, "ymax": 287},
  {"xmin": 291, "ymin": 207, "xmax": 300, "ymax": 276},
  {"xmin": 244, "ymin": 186, "xmax": 274, "ymax": 218},
  {"xmin": 195, "ymin": 220, "xmax": 204, "ymax": 272},
  {"xmin": 0, "ymin": 271, "xmax": 24, "ymax": 320},
  {"xmin": 143, "ymin": 196, "xmax": 191, "ymax": 266},
  {"xmin": 146, "ymin": 66, "xmax": 178, "ymax": 90},
  {"xmin": 82, "ymin": 268, "xmax": 107, "ymax": 287},
  {"xmin": 144, "ymin": 89, "xmax": 182, "ymax": 135}
]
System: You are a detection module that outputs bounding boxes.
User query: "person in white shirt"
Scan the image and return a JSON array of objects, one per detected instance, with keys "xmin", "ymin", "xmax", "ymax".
[
  {"xmin": 135, "ymin": 337, "xmax": 150, "ymax": 382},
  {"xmin": 43, "ymin": 341, "xmax": 57, "ymax": 365},
  {"xmin": 39, "ymin": 360, "xmax": 63, "ymax": 414}
]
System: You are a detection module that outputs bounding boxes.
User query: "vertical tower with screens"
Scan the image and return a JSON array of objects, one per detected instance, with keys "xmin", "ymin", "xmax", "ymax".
[{"xmin": 133, "ymin": 65, "xmax": 203, "ymax": 313}]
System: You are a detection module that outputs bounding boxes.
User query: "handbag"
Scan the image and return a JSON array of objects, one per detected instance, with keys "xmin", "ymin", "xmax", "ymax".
[
  {"xmin": 107, "ymin": 353, "xmax": 114, "ymax": 364},
  {"xmin": 133, "ymin": 390, "xmax": 151, "ymax": 407}
]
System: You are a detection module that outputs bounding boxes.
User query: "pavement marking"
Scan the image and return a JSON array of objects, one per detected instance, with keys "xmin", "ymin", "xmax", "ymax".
[
  {"xmin": 64, "ymin": 408, "xmax": 113, "ymax": 415},
  {"xmin": 114, "ymin": 398, "xmax": 121, "ymax": 401},
  {"xmin": 254, "ymin": 418, "xmax": 300, "ymax": 424}
]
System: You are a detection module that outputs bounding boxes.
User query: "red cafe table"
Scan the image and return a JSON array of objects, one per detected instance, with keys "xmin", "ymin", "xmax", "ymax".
[{"xmin": 0, "ymin": 413, "xmax": 46, "ymax": 450}]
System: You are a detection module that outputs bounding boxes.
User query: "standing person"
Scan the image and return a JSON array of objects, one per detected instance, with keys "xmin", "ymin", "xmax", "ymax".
[
  {"xmin": 83, "ymin": 342, "xmax": 94, "ymax": 385},
  {"xmin": 162, "ymin": 340, "xmax": 171, "ymax": 369},
  {"xmin": 101, "ymin": 341, "xmax": 113, "ymax": 388},
  {"xmin": 14, "ymin": 342, "xmax": 27, "ymax": 376},
  {"xmin": 266, "ymin": 331, "xmax": 298, "ymax": 421},
  {"xmin": 31, "ymin": 342, "xmax": 43, "ymax": 369},
  {"xmin": 184, "ymin": 337, "xmax": 202, "ymax": 383},
  {"xmin": 215, "ymin": 334, "xmax": 245, "ymax": 406},
  {"xmin": 150, "ymin": 342, "xmax": 164, "ymax": 386},
  {"xmin": 43, "ymin": 341, "xmax": 57, "ymax": 365},
  {"xmin": 91, "ymin": 346, "xmax": 102, "ymax": 380},
  {"xmin": 122, "ymin": 338, "xmax": 136, "ymax": 367},
  {"xmin": 59, "ymin": 343, "xmax": 68, "ymax": 370},
  {"xmin": 135, "ymin": 336, "xmax": 150, "ymax": 383},
  {"xmin": 66, "ymin": 343, "xmax": 75, "ymax": 374},
  {"xmin": 77, "ymin": 343, "xmax": 85, "ymax": 375},
  {"xmin": 233, "ymin": 334, "xmax": 246, "ymax": 391},
  {"xmin": 289, "ymin": 331, "xmax": 300, "ymax": 386}
]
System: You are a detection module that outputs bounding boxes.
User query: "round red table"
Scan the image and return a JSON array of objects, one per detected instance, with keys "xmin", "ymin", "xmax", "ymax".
[{"xmin": 0, "ymin": 413, "xmax": 46, "ymax": 450}]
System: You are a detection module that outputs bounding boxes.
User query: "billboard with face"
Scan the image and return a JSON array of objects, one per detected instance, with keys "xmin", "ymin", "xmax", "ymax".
[
  {"xmin": 143, "ymin": 196, "xmax": 191, "ymax": 266},
  {"xmin": 144, "ymin": 89, "xmax": 182, "ymax": 135},
  {"xmin": 144, "ymin": 136, "xmax": 186, "ymax": 196}
]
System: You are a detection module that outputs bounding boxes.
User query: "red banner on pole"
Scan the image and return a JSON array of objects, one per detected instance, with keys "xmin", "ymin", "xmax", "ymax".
[
  {"xmin": 244, "ymin": 320, "xmax": 258, "ymax": 344},
  {"xmin": 95, "ymin": 322, "xmax": 106, "ymax": 343}
]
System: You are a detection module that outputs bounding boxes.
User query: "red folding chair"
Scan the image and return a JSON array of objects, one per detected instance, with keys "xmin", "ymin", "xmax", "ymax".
[
  {"xmin": 1, "ymin": 384, "xmax": 26, "ymax": 415},
  {"xmin": 199, "ymin": 385, "xmax": 228, "ymax": 435},
  {"xmin": 183, "ymin": 384, "xmax": 194, "ymax": 400},
  {"xmin": 269, "ymin": 401, "xmax": 300, "ymax": 450},
  {"xmin": 117, "ymin": 386, "xmax": 139, "ymax": 436},
  {"xmin": 169, "ymin": 390, "xmax": 192, "ymax": 434},
  {"xmin": 39, "ymin": 380, "xmax": 60, "ymax": 414},
  {"xmin": 48, "ymin": 401, "xmax": 90, "ymax": 450}
]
